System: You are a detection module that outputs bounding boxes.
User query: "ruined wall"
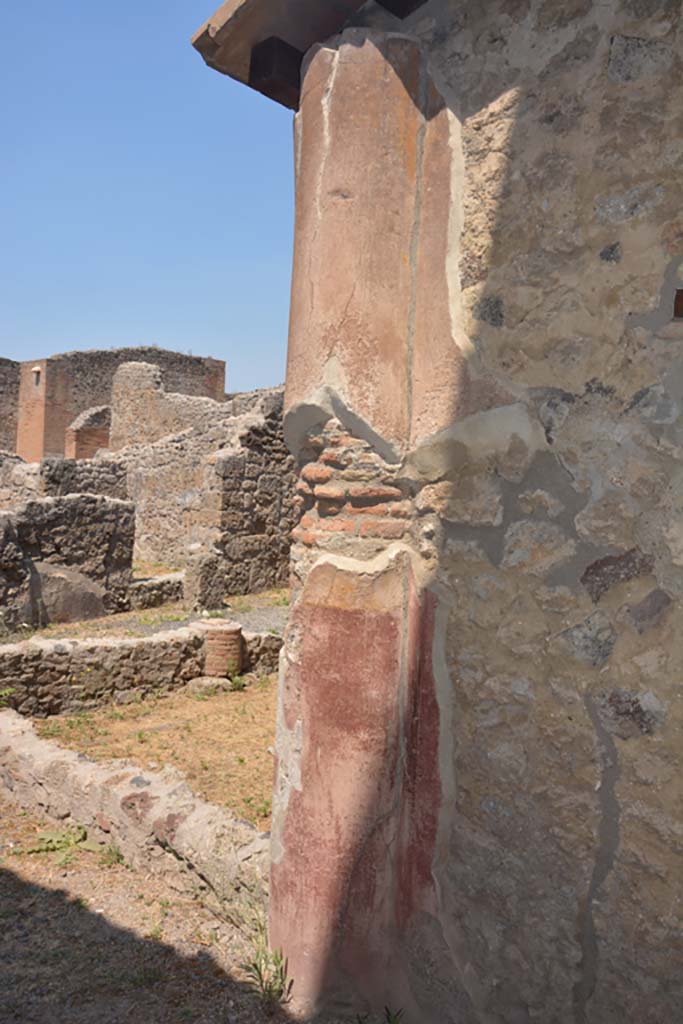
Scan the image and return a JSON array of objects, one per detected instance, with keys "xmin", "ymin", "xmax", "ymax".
[
  {"xmin": 0, "ymin": 626, "xmax": 282, "ymax": 717},
  {"xmin": 0, "ymin": 453, "xmax": 127, "ymax": 509},
  {"xmin": 55, "ymin": 346, "xmax": 225, "ymax": 409},
  {"xmin": 269, "ymin": 6, "xmax": 683, "ymax": 1023},
  {"xmin": 0, "ymin": 495, "xmax": 134, "ymax": 630},
  {"xmin": 106, "ymin": 365, "xmax": 296, "ymax": 591},
  {"xmin": 38, "ymin": 456, "xmax": 128, "ymax": 501},
  {"xmin": 0, "ymin": 629, "xmax": 204, "ymax": 716},
  {"xmin": 15, "ymin": 347, "xmax": 225, "ymax": 461},
  {"xmin": 65, "ymin": 405, "xmax": 111, "ymax": 459},
  {"xmin": 0, "ymin": 453, "xmax": 40, "ymax": 508},
  {"xmin": 183, "ymin": 406, "xmax": 298, "ymax": 604},
  {"xmin": 0, "ymin": 358, "xmax": 20, "ymax": 453},
  {"xmin": 109, "ymin": 361, "xmax": 231, "ymax": 451},
  {"xmin": 4, "ymin": 367, "xmax": 295, "ymax": 598}
]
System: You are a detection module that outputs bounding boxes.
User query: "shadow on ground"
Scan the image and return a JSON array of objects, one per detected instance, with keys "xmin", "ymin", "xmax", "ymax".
[{"xmin": 0, "ymin": 866, "xmax": 288, "ymax": 1024}]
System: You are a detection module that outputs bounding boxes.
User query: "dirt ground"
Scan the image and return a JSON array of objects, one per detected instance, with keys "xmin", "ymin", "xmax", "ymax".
[
  {"xmin": 35, "ymin": 678, "xmax": 279, "ymax": 829},
  {"xmin": 0, "ymin": 589, "xmax": 397, "ymax": 1023},
  {"xmin": 0, "ymin": 793, "xmax": 357, "ymax": 1024}
]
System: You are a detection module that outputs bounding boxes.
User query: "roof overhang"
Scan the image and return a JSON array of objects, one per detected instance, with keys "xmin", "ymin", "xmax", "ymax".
[{"xmin": 192, "ymin": 0, "xmax": 429, "ymax": 109}]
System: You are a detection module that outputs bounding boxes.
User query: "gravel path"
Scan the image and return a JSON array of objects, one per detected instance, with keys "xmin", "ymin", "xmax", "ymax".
[{"xmin": 224, "ymin": 605, "xmax": 288, "ymax": 635}]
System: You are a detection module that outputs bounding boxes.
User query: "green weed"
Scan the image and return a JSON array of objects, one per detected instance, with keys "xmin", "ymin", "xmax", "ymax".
[
  {"xmin": 99, "ymin": 844, "xmax": 125, "ymax": 868},
  {"xmin": 242, "ymin": 916, "xmax": 292, "ymax": 1009},
  {"xmin": 26, "ymin": 825, "xmax": 101, "ymax": 862}
]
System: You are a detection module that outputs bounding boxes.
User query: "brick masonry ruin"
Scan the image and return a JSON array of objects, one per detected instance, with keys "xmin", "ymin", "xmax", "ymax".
[
  {"xmin": 1, "ymin": 347, "xmax": 225, "ymax": 462},
  {"xmin": 191, "ymin": 2, "xmax": 683, "ymax": 1022}
]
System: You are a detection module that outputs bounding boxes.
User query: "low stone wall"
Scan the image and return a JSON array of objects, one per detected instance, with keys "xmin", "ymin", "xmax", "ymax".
[
  {"xmin": 0, "ymin": 494, "xmax": 135, "ymax": 630},
  {"xmin": 0, "ymin": 452, "xmax": 128, "ymax": 509},
  {"xmin": 39, "ymin": 456, "xmax": 129, "ymax": 501},
  {"xmin": 129, "ymin": 572, "xmax": 185, "ymax": 610},
  {"xmin": 0, "ymin": 628, "xmax": 204, "ymax": 716},
  {"xmin": 0, "ymin": 625, "xmax": 283, "ymax": 716},
  {"xmin": 243, "ymin": 630, "xmax": 283, "ymax": 675},
  {"xmin": 0, "ymin": 710, "xmax": 268, "ymax": 906}
]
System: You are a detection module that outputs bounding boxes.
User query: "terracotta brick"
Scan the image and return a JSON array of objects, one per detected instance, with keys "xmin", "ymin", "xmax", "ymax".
[
  {"xmin": 301, "ymin": 463, "xmax": 333, "ymax": 485},
  {"xmin": 353, "ymin": 501, "xmax": 412, "ymax": 518},
  {"xmin": 314, "ymin": 483, "xmax": 346, "ymax": 501},
  {"xmin": 316, "ymin": 517, "xmax": 357, "ymax": 534},
  {"xmin": 352, "ymin": 502, "xmax": 394, "ymax": 516},
  {"xmin": 318, "ymin": 500, "xmax": 344, "ymax": 518},
  {"xmin": 320, "ymin": 451, "xmax": 351, "ymax": 467},
  {"xmin": 326, "ymin": 433, "xmax": 355, "ymax": 447},
  {"xmin": 359, "ymin": 519, "xmax": 408, "ymax": 539},
  {"xmin": 298, "ymin": 530, "xmax": 319, "ymax": 548},
  {"xmin": 348, "ymin": 485, "xmax": 403, "ymax": 503}
]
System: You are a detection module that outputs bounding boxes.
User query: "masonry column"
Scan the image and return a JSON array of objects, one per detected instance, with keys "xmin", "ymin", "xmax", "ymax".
[{"xmin": 271, "ymin": 29, "xmax": 462, "ymax": 1017}]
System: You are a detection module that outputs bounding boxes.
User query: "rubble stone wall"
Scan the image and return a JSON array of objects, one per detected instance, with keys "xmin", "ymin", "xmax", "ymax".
[
  {"xmin": 38, "ymin": 456, "xmax": 129, "ymax": 502},
  {"xmin": 3, "ymin": 369, "xmax": 296, "ymax": 604},
  {"xmin": 54, "ymin": 346, "xmax": 225, "ymax": 411},
  {"xmin": 0, "ymin": 358, "xmax": 20, "ymax": 453},
  {"xmin": 0, "ymin": 629, "xmax": 204, "ymax": 716},
  {"xmin": 0, "ymin": 453, "xmax": 128, "ymax": 509},
  {"xmin": 106, "ymin": 365, "xmax": 296, "ymax": 595},
  {"xmin": 268, "ymin": 7, "xmax": 683, "ymax": 1024},
  {"xmin": 0, "ymin": 495, "xmax": 134, "ymax": 630},
  {"xmin": 0, "ymin": 626, "xmax": 283, "ymax": 717},
  {"xmin": 0, "ymin": 453, "xmax": 40, "ymax": 508}
]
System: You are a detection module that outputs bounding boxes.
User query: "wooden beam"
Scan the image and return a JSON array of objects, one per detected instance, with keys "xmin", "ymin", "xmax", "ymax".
[
  {"xmin": 249, "ymin": 37, "xmax": 303, "ymax": 110},
  {"xmin": 192, "ymin": 0, "xmax": 429, "ymax": 107}
]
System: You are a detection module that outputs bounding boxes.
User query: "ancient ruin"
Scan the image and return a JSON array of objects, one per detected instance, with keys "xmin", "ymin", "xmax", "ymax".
[
  {"xmin": 0, "ymin": 347, "xmax": 296, "ymax": 626},
  {"xmin": 1, "ymin": 0, "xmax": 682, "ymax": 1020},
  {"xmin": 0, "ymin": 346, "xmax": 225, "ymax": 462},
  {"xmin": 193, "ymin": 1, "xmax": 683, "ymax": 1021}
]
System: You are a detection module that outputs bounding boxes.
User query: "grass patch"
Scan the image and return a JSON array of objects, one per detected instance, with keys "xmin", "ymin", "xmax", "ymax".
[{"xmin": 35, "ymin": 677, "xmax": 279, "ymax": 827}]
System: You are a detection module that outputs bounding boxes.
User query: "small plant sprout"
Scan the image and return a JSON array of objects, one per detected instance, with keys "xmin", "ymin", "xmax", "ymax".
[
  {"xmin": 384, "ymin": 1010, "xmax": 406, "ymax": 1024},
  {"xmin": 241, "ymin": 917, "xmax": 293, "ymax": 1009},
  {"xmin": 26, "ymin": 825, "xmax": 102, "ymax": 867},
  {"xmin": 99, "ymin": 844, "xmax": 125, "ymax": 868},
  {"xmin": 0, "ymin": 687, "xmax": 15, "ymax": 709}
]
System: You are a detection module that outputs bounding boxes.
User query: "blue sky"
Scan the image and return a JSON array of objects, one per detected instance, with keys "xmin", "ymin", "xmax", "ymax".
[{"xmin": 0, "ymin": 2, "xmax": 295, "ymax": 392}]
